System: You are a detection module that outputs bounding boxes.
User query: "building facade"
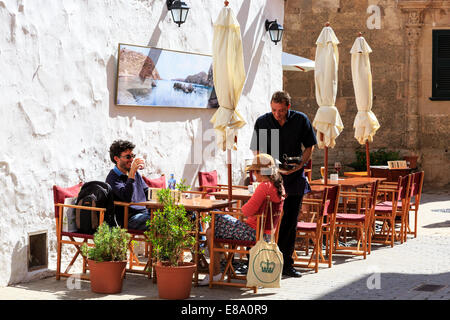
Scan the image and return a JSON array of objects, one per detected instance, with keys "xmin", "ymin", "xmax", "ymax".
[
  {"xmin": 0, "ymin": 0, "xmax": 284, "ymax": 287},
  {"xmin": 283, "ymin": 0, "xmax": 449, "ymax": 188}
]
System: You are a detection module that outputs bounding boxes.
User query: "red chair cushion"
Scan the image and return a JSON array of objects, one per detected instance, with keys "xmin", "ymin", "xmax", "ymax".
[
  {"xmin": 198, "ymin": 170, "xmax": 218, "ymax": 193},
  {"xmin": 336, "ymin": 213, "xmax": 366, "ymax": 221},
  {"xmin": 127, "ymin": 229, "xmax": 146, "ymax": 235},
  {"xmin": 374, "ymin": 204, "xmax": 394, "ymax": 212},
  {"xmin": 377, "ymin": 200, "xmax": 403, "ymax": 208},
  {"xmin": 297, "ymin": 222, "xmax": 330, "ymax": 230},
  {"xmin": 53, "ymin": 183, "xmax": 83, "ymax": 218},
  {"xmin": 297, "ymin": 222, "xmax": 317, "ymax": 230},
  {"xmin": 215, "ymin": 238, "xmax": 256, "ymax": 247},
  {"xmin": 142, "ymin": 175, "xmax": 166, "ymax": 188},
  {"xmin": 61, "ymin": 231, "xmax": 94, "ymax": 239}
]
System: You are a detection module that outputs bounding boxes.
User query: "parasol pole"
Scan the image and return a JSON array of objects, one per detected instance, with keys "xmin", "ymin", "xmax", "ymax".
[
  {"xmin": 228, "ymin": 149, "xmax": 232, "ymax": 207},
  {"xmin": 322, "ymin": 133, "xmax": 328, "ymax": 185},
  {"xmin": 366, "ymin": 140, "xmax": 371, "ymax": 177},
  {"xmin": 226, "ymin": 136, "xmax": 237, "ymax": 209}
]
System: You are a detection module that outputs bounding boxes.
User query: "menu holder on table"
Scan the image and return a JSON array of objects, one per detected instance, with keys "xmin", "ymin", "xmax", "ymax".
[{"xmin": 388, "ymin": 160, "xmax": 408, "ymax": 169}]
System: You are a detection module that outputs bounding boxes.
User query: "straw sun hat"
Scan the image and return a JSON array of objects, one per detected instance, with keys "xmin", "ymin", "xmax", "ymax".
[{"xmin": 245, "ymin": 153, "xmax": 277, "ymax": 175}]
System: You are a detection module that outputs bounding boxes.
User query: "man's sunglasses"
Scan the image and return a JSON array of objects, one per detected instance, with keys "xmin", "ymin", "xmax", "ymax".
[{"xmin": 120, "ymin": 154, "xmax": 136, "ymax": 160}]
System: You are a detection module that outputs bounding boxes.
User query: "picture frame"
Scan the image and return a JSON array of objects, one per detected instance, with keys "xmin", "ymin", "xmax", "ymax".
[{"xmin": 115, "ymin": 43, "xmax": 219, "ymax": 109}]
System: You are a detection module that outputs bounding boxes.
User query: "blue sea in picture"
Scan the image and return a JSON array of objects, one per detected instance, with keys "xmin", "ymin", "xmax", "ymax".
[{"xmin": 117, "ymin": 77, "xmax": 216, "ymax": 109}]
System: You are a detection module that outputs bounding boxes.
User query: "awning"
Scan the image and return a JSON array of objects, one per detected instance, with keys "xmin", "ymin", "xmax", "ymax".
[{"xmin": 282, "ymin": 52, "xmax": 315, "ymax": 72}]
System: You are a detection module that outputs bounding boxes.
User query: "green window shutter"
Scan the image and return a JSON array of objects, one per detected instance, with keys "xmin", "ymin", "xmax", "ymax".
[{"xmin": 432, "ymin": 30, "xmax": 450, "ymax": 99}]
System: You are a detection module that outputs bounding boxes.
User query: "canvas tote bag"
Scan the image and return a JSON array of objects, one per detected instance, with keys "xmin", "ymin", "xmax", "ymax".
[{"xmin": 247, "ymin": 201, "xmax": 284, "ymax": 288}]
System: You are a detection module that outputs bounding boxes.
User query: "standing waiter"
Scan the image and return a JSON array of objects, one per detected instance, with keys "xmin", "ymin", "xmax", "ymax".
[{"xmin": 250, "ymin": 91, "xmax": 317, "ymax": 277}]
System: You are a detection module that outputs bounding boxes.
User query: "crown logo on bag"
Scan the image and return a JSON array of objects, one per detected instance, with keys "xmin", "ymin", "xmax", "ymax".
[{"xmin": 260, "ymin": 260, "xmax": 275, "ymax": 273}]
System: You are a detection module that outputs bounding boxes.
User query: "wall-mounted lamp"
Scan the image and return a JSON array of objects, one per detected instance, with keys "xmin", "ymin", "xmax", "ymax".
[
  {"xmin": 166, "ymin": 0, "xmax": 190, "ymax": 27},
  {"xmin": 265, "ymin": 19, "xmax": 284, "ymax": 45}
]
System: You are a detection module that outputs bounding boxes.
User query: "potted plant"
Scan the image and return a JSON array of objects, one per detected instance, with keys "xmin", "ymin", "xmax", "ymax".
[
  {"xmin": 144, "ymin": 183, "xmax": 197, "ymax": 300},
  {"xmin": 348, "ymin": 147, "xmax": 401, "ymax": 171},
  {"xmin": 81, "ymin": 223, "xmax": 131, "ymax": 294}
]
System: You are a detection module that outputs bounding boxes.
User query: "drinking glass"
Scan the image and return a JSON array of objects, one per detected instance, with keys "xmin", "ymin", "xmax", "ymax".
[
  {"xmin": 320, "ymin": 166, "xmax": 325, "ymax": 179},
  {"xmin": 334, "ymin": 162, "xmax": 342, "ymax": 175},
  {"xmin": 192, "ymin": 194, "xmax": 202, "ymax": 205}
]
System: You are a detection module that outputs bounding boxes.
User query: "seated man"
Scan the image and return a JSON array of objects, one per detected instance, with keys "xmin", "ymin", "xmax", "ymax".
[{"xmin": 106, "ymin": 140, "xmax": 150, "ymax": 230}]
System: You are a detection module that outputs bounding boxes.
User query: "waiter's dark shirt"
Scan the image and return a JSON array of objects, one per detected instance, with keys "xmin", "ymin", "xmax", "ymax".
[{"xmin": 250, "ymin": 110, "xmax": 317, "ymax": 195}]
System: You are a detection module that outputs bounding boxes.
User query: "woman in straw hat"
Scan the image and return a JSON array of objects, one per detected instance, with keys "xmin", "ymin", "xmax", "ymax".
[{"xmin": 200, "ymin": 153, "xmax": 285, "ymax": 285}]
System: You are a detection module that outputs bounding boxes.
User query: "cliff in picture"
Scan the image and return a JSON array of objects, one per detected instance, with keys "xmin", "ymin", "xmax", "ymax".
[{"xmin": 116, "ymin": 44, "xmax": 219, "ymax": 108}]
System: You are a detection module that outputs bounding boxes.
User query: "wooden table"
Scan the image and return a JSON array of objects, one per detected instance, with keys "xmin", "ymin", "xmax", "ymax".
[
  {"xmin": 308, "ymin": 177, "xmax": 387, "ymax": 219},
  {"xmin": 209, "ymin": 188, "xmax": 252, "ymax": 202},
  {"xmin": 131, "ymin": 198, "xmax": 236, "ymax": 286},
  {"xmin": 309, "ymin": 177, "xmax": 386, "ymax": 188},
  {"xmin": 370, "ymin": 165, "xmax": 413, "ymax": 182},
  {"xmin": 344, "ymin": 171, "xmax": 369, "ymax": 177}
]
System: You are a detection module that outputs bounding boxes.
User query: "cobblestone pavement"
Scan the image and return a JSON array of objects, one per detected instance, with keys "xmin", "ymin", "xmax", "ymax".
[{"xmin": 0, "ymin": 192, "xmax": 449, "ymax": 301}]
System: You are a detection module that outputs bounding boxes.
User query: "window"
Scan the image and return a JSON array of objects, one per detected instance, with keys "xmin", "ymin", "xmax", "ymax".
[{"xmin": 431, "ymin": 30, "xmax": 450, "ymax": 100}]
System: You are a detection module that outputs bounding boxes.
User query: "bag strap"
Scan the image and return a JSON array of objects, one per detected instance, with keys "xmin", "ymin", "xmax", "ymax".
[
  {"xmin": 269, "ymin": 200, "xmax": 275, "ymax": 243},
  {"xmin": 259, "ymin": 198, "xmax": 267, "ymax": 239},
  {"xmin": 91, "ymin": 200, "xmax": 99, "ymax": 230},
  {"xmin": 75, "ymin": 207, "xmax": 81, "ymax": 229},
  {"xmin": 259, "ymin": 196, "xmax": 276, "ymax": 243}
]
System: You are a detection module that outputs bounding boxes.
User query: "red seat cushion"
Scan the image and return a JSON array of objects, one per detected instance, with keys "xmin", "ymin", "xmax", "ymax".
[
  {"xmin": 297, "ymin": 222, "xmax": 329, "ymax": 230},
  {"xmin": 374, "ymin": 204, "xmax": 395, "ymax": 212},
  {"xmin": 377, "ymin": 200, "xmax": 403, "ymax": 208},
  {"xmin": 198, "ymin": 170, "xmax": 218, "ymax": 193},
  {"xmin": 215, "ymin": 238, "xmax": 256, "ymax": 247},
  {"xmin": 127, "ymin": 229, "xmax": 146, "ymax": 235},
  {"xmin": 142, "ymin": 175, "xmax": 166, "ymax": 188},
  {"xmin": 53, "ymin": 183, "xmax": 83, "ymax": 218},
  {"xmin": 336, "ymin": 213, "xmax": 366, "ymax": 221},
  {"xmin": 61, "ymin": 231, "xmax": 94, "ymax": 239}
]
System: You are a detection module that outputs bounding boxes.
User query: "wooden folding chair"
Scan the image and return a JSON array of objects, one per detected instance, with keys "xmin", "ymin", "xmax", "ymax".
[
  {"xmin": 114, "ymin": 201, "xmax": 153, "ymax": 279},
  {"xmin": 208, "ymin": 196, "xmax": 284, "ymax": 293},
  {"xmin": 304, "ymin": 159, "xmax": 312, "ymax": 182},
  {"xmin": 334, "ymin": 180, "xmax": 380, "ymax": 258},
  {"xmin": 53, "ymin": 183, "xmax": 104, "ymax": 281},
  {"xmin": 372, "ymin": 174, "xmax": 411, "ymax": 247},
  {"xmin": 406, "ymin": 171, "xmax": 424, "ymax": 238},
  {"xmin": 293, "ymin": 185, "xmax": 340, "ymax": 272}
]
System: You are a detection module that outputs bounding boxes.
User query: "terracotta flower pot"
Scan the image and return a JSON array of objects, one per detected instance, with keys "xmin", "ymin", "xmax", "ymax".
[
  {"xmin": 155, "ymin": 261, "xmax": 196, "ymax": 300},
  {"xmin": 88, "ymin": 259, "xmax": 127, "ymax": 294}
]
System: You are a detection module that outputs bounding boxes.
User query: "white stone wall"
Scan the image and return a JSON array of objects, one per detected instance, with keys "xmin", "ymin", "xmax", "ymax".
[{"xmin": 0, "ymin": 0, "xmax": 284, "ymax": 286}]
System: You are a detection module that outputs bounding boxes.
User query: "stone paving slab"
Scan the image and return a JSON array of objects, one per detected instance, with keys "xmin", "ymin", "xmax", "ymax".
[{"xmin": 0, "ymin": 192, "xmax": 449, "ymax": 301}]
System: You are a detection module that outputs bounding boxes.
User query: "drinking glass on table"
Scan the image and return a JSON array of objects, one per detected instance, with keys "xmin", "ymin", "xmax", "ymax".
[
  {"xmin": 320, "ymin": 166, "xmax": 325, "ymax": 182},
  {"xmin": 192, "ymin": 193, "xmax": 202, "ymax": 205},
  {"xmin": 334, "ymin": 162, "xmax": 342, "ymax": 176}
]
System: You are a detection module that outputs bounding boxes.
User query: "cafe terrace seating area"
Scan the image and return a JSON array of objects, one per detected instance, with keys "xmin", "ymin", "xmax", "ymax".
[{"xmin": 53, "ymin": 167, "xmax": 424, "ymax": 291}]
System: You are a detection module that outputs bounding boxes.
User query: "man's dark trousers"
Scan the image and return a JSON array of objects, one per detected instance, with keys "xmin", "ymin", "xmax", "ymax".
[{"xmin": 278, "ymin": 194, "xmax": 303, "ymax": 268}]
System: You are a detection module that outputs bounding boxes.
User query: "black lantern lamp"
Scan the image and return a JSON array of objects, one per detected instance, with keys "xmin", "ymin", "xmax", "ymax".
[
  {"xmin": 265, "ymin": 19, "xmax": 284, "ymax": 45},
  {"xmin": 166, "ymin": 0, "xmax": 190, "ymax": 27}
]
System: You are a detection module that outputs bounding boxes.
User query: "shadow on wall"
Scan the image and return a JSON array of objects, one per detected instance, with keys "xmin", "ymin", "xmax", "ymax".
[
  {"xmin": 8, "ymin": 242, "xmax": 27, "ymax": 285},
  {"xmin": 239, "ymin": 2, "xmax": 268, "ymax": 97},
  {"xmin": 317, "ymin": 271, "xmax": 450, "ymax": 300}
]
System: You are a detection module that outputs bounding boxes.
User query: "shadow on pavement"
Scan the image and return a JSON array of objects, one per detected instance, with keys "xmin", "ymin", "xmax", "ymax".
[
  {"xmin": 10, "ymin": 272, "xmax": 277, "ymax": 300},
  {"xmin": 316, "ymin": 271, "xmax": 450, "ymax": 300},
  {"xmin": 423, "ymin": 220, "xmax": 450, "ymax": 229}
]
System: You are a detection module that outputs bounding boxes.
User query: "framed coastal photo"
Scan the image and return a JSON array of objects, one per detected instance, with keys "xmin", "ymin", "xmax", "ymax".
[{"xmin": 115, "ymin": 43, "xmax": 219, "ymax": 109}]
